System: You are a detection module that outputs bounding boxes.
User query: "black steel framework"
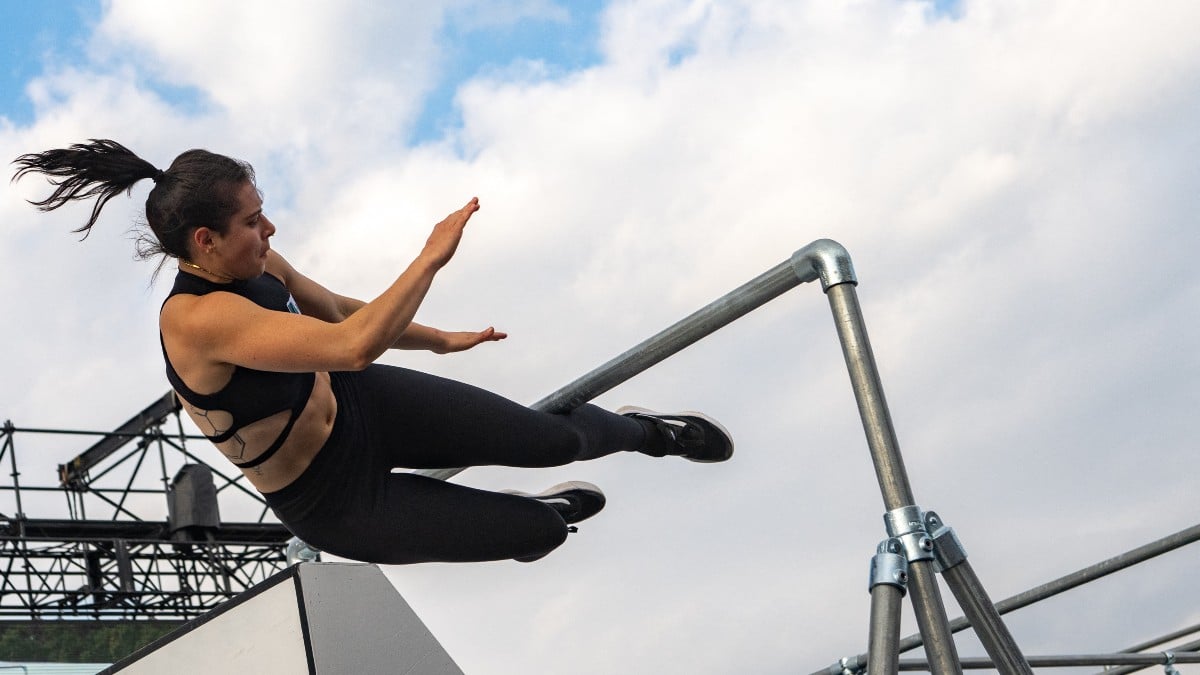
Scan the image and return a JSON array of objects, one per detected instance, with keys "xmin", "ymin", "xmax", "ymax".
[{"xmin": 1, "ymin": 393, "xmax": 294, "ymax": 621}]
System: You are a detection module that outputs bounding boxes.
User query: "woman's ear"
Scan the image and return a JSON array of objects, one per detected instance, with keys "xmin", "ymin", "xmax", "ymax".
[{"xmin": 191, "ymin": 227, "xmax": 216, "ymax": 255}]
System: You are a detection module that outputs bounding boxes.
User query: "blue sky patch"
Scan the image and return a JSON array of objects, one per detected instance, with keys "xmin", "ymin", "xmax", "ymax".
[
  {"xmin": 410, "ymin": 1, "xmax": 605, "ymax": 145},
  {"xmin": 930, "ymin": 0, "xmax": 964, "ymax": 19},
  {"xmin": 0, "ymin": 0, "xmax": 101, "ymax": 125}
]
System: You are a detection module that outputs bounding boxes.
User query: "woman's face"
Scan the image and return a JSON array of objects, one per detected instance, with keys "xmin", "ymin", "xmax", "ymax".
[{"xmin": 212, "ymin": 181, "xmax": 275, "ymax": 279}]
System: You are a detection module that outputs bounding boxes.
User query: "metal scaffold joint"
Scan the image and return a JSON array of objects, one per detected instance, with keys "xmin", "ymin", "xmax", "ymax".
[
  {"xmin": 869, "ymin": 538, "xmax": 909, "ymax": 595},
  {"xmin": 791, "ymin": 239, "xmax": 857, "ymax": 291},
  {"xmin": 829, "ymin": 655, "xmax": 866, "ymax": 675},
  {"xmin": 924, "ymin": 510, "xmax": 968, "ymax": 573},
  {"xmin": 883, "ymin": 505, "xmax": 934, "ymax": 563},
  {"xmin": 286, "ymin": 536, "xmax": 322, "ymax": 565}
]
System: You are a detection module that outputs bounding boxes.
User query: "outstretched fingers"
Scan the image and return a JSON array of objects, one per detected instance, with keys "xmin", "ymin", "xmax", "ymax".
[
  {"xmin": 422, "ymin": 197, "xmax": 481, "ymax": 269},
  {"xmin": 436, "ymin": 326, "xmax": 508, "ymax": 354},
  {"xmin": 449, "ymin": 197, "xmax": 480, "ymax": 228}
]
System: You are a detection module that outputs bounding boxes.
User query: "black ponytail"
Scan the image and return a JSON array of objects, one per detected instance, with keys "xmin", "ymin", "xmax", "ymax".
[
  {"xmin": 13, "ymin": 140, "xmax": 255, "ymax": 270},
  {"xmin": 11, "ymin": 139, "xmax": 160, "ymax": 238}
]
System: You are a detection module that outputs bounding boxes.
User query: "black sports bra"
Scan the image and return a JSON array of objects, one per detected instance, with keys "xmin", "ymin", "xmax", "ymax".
[{"xmin": 161, "ymin": 269, "xmax": 316, "ymax": 468}]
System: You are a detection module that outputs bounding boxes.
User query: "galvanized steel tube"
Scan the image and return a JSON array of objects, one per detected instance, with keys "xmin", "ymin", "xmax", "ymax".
[
  {"xmin": 823, "ymin": 283, "xmax": 914, "ymax": 510},
  {"xmin": 907, "ymin": 562, "xmax": 963, "ymax": 675},
  {"xmin": 1094, "ymin": 638, "xmax": 1200, "ymax": 675},
  {"xmin": 941, "ymin": 561, "xmax": 1032, "ymax": 674},
  {"xmin": 820, "ymin": 522, "xmax": 1200, "ymax": 672},
  {"xmin": 895, "ymin": 649, "xmax": 1200, "ymax": 670},
  {"xmin": 530, "ymin": 258, "xmax": 812, "ymax": 415},
  {"xmin": 1118, "ymin": 622, "xmax": 1200, "ymax": 654},
  {"xmin": 824, "ymin": 282, "xmax": 960, "ymax": 674},
  {"xmin": 868, "ymin": 584, "xmax": 905, "ymax": 675},
  {"xmin": 417, "ymin": 240, "xmax": 849, "ymax": 481}
]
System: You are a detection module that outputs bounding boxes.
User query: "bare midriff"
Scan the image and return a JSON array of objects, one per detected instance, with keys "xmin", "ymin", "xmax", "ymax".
[{"xmin": 179, "ymin": 371, "xmax": 337, "ymax": 494}]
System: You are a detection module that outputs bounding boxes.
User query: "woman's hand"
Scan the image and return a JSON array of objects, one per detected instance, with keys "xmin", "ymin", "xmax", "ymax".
[
  {"xmin": 420, "ymin": 197, "xmax": 480, "ymax": 269},
  {"xmin": 432, "ymin": 326, "xmax": 508, "ymax": 354}
]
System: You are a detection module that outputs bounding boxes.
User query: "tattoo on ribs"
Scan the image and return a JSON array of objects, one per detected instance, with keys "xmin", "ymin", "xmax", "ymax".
[{"xmin": 188, "ymin": 404, "xmax": 250, "ymax": 463}]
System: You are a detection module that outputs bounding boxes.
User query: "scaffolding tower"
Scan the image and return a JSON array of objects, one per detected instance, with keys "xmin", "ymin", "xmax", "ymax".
[{"xmin": 1, "ymin": 392, "xmax": 295, "ymax": 621}]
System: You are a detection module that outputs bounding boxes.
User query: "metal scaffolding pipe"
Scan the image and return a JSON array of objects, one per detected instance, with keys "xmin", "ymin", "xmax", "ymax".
[
  {"xmin": 1119, "ymin": 622, "xmax": 1200, "ymax": 655},
  {"xmin": 823, "ymin": 283, "xmax": 913, "ymax": 510},
  {"xmin": 894, "ymin": 650, "xmax": 1200, "ymax": 671},
  {"xmin": 867, "ymin": 584, "xmax": 904, "ymax": 675},
  {"xmin": 416, "ymin": 240, "xmax": 852, "ymax": 481},
  {"xmin": 906, "ymin": 562, "xmax": 962, "ymax": 675},
  {"xmin": 819, "ymin": 522, "xmax": 1200, "ymax": 672},
  {"xmin": 1092, "ymin": 639, "xmax": 1200, "ymax": 675},
  {"xmin": 823, "ymin": 282, "xmax": 962, "ymax": 674},
  {"xmin": 940, "ymin": 561, "xmax": 1032, "ymax": 674}
]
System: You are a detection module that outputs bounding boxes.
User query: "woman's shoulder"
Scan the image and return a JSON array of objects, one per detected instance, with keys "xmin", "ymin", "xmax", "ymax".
[{"xmin": 160, "ymin": 286, "xmax": 256, "ymax": 333}]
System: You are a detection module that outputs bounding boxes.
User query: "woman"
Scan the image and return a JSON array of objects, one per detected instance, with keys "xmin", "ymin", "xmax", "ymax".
[{"xmin": 12, "ymin": 139, "xmax": 732, "ymax": 564}]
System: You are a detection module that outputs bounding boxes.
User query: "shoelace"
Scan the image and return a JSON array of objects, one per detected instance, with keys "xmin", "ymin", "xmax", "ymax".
[{"xmin": 652, "ymin": 417, "xmax": 705, "ymax": 448}]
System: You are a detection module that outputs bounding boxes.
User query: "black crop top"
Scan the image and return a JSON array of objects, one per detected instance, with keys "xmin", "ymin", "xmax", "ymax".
[{"xmin": 161, "ymin": 269, "xmax": 316, "ymax": 468}]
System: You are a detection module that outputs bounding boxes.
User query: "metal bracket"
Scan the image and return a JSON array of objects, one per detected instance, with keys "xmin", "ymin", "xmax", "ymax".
[
  {"xmin": 829, "ymin": 655, "xmax": 866, "ymax": 675},
  {"xmin": 924, "ymin": 510, "xmax": 968, "ymax": 573},
  {"xmin": 791, "ymin": 239, "xmax": 857, "ymax": 291},
  {"xmin": 286, "ymin": 536, "xmax": 322, "ymax": 566},
  {"xmin": 1163, "ymin": 651, "xmax": 1180, "ymax": 675},
  {"xmin": 868, "ymin": 538, "xmax": 909, "ymax": 594},
  {"xmin": 884, "ymin": 505, "xmax": 934, "ymax": 563}
]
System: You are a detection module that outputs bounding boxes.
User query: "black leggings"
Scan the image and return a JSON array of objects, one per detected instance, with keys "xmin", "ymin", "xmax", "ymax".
[{"xmin": 263, "ymin": 364, "xmax": 648, "ymax": 564}]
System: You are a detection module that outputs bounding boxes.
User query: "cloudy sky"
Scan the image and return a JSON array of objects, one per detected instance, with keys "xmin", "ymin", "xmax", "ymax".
[{"xmin": 2, "ymin": 0, "xmax": 1198, "ymax": 672}]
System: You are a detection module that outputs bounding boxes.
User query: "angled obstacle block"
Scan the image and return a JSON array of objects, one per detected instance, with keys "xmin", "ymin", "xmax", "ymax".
[{"xmin": 102, "ymin": 562, "xmax": 463, "ymax": 675}]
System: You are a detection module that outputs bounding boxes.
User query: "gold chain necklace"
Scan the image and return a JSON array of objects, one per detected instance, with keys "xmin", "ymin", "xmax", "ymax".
[{"xmin": 180, "ymin": 259, "xmax": 236, "ymax": 281}]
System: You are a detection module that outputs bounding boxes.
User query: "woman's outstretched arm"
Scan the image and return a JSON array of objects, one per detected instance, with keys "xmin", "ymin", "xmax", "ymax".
[
  {"xmin": 164, "ymin": 198, "xmax": 489, "ymax": 373},
  {"xmin": 267, "ymin": 231, "xmax": 507, "ymax": 353}
]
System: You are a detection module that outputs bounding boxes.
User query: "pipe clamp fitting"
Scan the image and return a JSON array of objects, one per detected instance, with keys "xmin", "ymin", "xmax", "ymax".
[
  {"xmin": 884, "ymin": 505, "xmax": 934, "ymax": 562},
  {"xmin": 869, "ymin": 539, "xmax": 909, "ymax": 593},
  {"xmin": 924, "ymin": 511, "xmax": 968, "ymax": 572},
  {"xmin": 791, "ymin": 239, "xmax": 856, "ymax": 291}
]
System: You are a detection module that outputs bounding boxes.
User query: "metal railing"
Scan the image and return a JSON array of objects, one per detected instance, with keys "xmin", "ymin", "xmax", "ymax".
[
  {"xmin": 307, "ymin": 237, "xmax": 1187, "ymax": 673},
  {"xmin": 414, "ymin": 238, "xmax": 853, "ymax": 481}
]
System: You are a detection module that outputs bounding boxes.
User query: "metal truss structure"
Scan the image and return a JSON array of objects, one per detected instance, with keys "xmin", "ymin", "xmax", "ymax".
[{"xmin": 1, "ymin": 393, "xmax": 294, "ymax": 621}]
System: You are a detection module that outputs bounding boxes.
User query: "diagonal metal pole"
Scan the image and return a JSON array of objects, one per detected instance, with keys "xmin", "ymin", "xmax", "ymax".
[
  {"xmin": 825, "ymin": 281, "xmax": 964, "ymax": 675},
  {"xmin": 1117, "ymin": 622, "xmax": 1200, "ymax": 655},
  {"xmin": 821, "ymin": 521, "xmax": 1200, "ymax": 670},
  {"xmin": 939, "ymin": 560, "xmax": 1032, "ymax": 674},
  {"xmin": 416, "ymin": 240, "xmax": 849, "ymax": 481}
]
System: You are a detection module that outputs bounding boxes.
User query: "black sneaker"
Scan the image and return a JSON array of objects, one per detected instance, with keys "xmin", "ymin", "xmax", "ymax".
[
  {"xmin": 617, "ymin": 406, "xmax": 734, "ymax": 463},
  {"xmin": 502, "ymin": 481, "xmax": 606, "ymax": 525},
  {"xmin": 504, "ymin": 481, "xmax": 606, "ymax": 563}
]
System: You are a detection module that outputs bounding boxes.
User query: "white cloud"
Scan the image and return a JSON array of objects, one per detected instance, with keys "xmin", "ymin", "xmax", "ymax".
[
  {"xmin": 2, "ymin": 0, "xmax": 1199, "ymax": 672},
  {"xmin": 92, "ymin": 1, "xmax": 443, "ymax": 153}
]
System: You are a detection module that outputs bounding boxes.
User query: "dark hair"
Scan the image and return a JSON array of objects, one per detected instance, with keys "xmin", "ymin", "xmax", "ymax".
[{"xmin": 11, "ymin": 138, "xmax": 255, "ymax": 267}]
